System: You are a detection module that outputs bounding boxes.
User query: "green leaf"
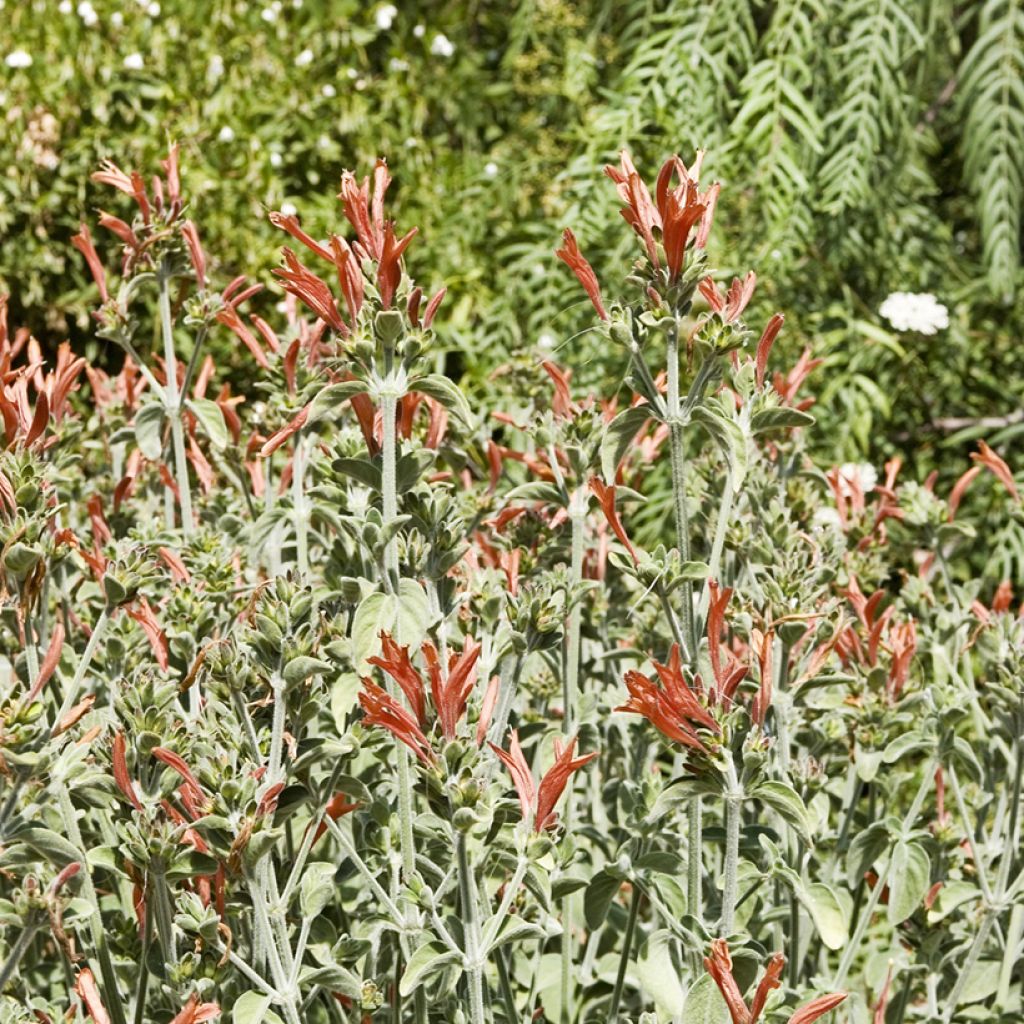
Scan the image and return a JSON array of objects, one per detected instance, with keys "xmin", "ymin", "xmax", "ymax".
[
  {"xmin": 307, "ymin": 380, "xmax": 370, "ymax": 426},
  {"xmin": 330, "ymin": 671, "xmax": 362, "ymax": 731},
  {"xmin": 959, "ymin": 960, "xmax": 1001, "ymax": 1004},
  {"xmin": 283, "ymin": 656, "xmax": 332, "ymax": 687},
  {"xmin": 410, "ymin": 374, "xmax": 473, "ymax": 429},
  {"xmin": 185, "ymin": 398, "xmax": 229, "ymax": 449},
  {"xmin": 485, "ymin": 917, "xmax": 548, "ymax": 953},
  {"xmin": 795, "ymin": 882, "xmax": 848, "ymax": 950},
  {"xmin": 231, "ymin": 992, "xmax": 281, "ymax": 1024},
  {"xmin": 351, "ymin": 580, "xmax": 430, "ymax": 669},
  {"xmin": 399, "ymin": 940, "xmax": 462, "ymax": 996},
  {"xmin": 504, "ymin": 482, "xmax": 566, "ymax": 505},
  {"xmin": 926, "ymin": 880, "xmax": 980, "ymax": 923},
  {"xmin": 750, "ymin": 406, "xmax": 815, "ymax": 435},
  {"xmin": 681, "ymin": 973, "xmax": 731, "ymax": 1024},
  {"xmin": 19, "ymin": 827, "xmax": 81, "ymax": 867},
  {"xmin": 692, "ymin": 403, "xmax": 747, "ymax": 488},
  {"xmin": 846, "ymin": 822, "xmax": 891, "ymax": 888},
  {"xmin": 331, "ymin": 457, "xmax": 381, "ymax": 490},
  {"xmin": 300, "ymin": 862, "xmax": 337, "ymax": 918},
  {"xmin": 601, "ymin": 406, "xmax": 652, "ymax": 480},
  {"xmin": 134, "ymin": 402, "xmax": 165, "ymax": 460},
  {"xmin": 299, "ymin": 963, "xmax": 362, "ymax": 998},
  {"xmin": 584, "ymin": 869, "xmax": 623, "ymax": 930},
  {"xmin": 887, "ymin": 840, "xmax": 930, "ymax": 924},
  {"xmin": 752, "ymin": 781, "xmax": 813, "ymax": 845},
  {"xmin": 636, "ymin": 929, "xmax": 686, "ymax": 1018}
]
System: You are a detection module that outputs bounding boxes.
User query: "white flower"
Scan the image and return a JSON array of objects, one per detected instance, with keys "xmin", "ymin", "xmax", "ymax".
[
  {"xmin": 78, "ymin": 1, "xmax": 98, "ymax": 25},
  {"xmin": 413, "ymin": 23, "xmax": 424, "ymax": 38},
  {"xmin": 58, "ymin": 0, "xmax": 72, "ymax": 12},
  {"xmin": 430, "ymin": 33, "xmax": 454, "ymax": 57},
  {"xmin": 812, "ymin": 506, "xmax": 843, "ymax": 531},
  {"xmin": 269, "ymin": 151, "xmax": 282, "ymax": 167},
  {"xmin": 389, "ymin": 57, "xmax": 408, "ymax": 72},
  {"xmin": 837, "ymin": 462, "xmax": 878, "ymax": 497},
  {"xmin": 5, "ymin": 49, "xmax": 32, "ymax": 68},
  {"xmin": 375, "ymin": 4, "xmax": 396, "ymax": 29},
  {"xmin": 295, "ymin": 48, "xmax": 314, "ymax": 66},
  {"xmin": 111, "ymin": 11, "xmax": 124, "ymax": 26},
  {"xmin": 218, "ymin": 126, "xmax": 235, "ymax": 142},
  {"xmin": 879, "ymin": 291, "xmax": 949, "ymax": 335},
  {"xmin": 537, "ymin": 332, "xmax": 556, "ymax": 351},
  {"xmin": 354, "ymin": 77, "xmax": 366, "ymax": 91},
  {"xmin": 261, "ymin": 5, "xmax": 276, "ymax": 21},
  {"xmin": 280, "ymin": 201, "xmax": 297, "ymax": 216},
  {"xmin": 321, "ymin": 83, "xmax": 336, "ymax": 97},
  {"xmin": 484, "ymin": 161, "xmax": 498, "ymax": 179},
  {"xmin": 123, "ymin": 53, "xmax": 144, "ymax": 70},
  {"xmin": 147, "ymin": 1, "xmax": 160, "ymax": 14},
  {"xmin": 208, "ymin": 54, "xmax": 225, "ymax": 79}
]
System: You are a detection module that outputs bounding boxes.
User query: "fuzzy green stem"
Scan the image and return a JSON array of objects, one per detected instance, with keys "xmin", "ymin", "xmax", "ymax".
[
  {"xmin": 292, "ymin": 430, "xmax": 309, "ymax": 575},
  {"xmin": 0, "ymin": 918, "xmax": 39, "ymax": 990},
  {"xmin": 158, "ymin": 267, "xmax": 194, "ymax": 539},
  {"xmin": 456, "ymin": 833, "xmax": 487, "ymax": 1024},
  {"xmin": 721, "ymin": 799, "xmax": 741, "ymax": 936},
  {"xmin": 688, "ymin": 799, "xmax": 703, "ymax": 926},
  {"xmin": 56, "ymin": 785, "xmax": 128, "ymax": 1024},
  {"xmin": 606, "ymin": 882, "xmax": 641, "ymax": 1023},
  {"xmin": 942, "ymin": 912, "xmax": 995, "ymax": 1024},
  {"xmin": 833, "ymin": 760, "xmax": 937, "ymax": 987}
]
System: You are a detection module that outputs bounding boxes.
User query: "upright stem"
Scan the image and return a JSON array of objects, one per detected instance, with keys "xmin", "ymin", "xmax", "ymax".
[
  {"xmin": 560, "ymin": 503, "xmax": 586, "ymax": 1024},
  {"xmin": 380, "ymin": 389, "xmax": 400, "ymax": 584},
  {"xmin": 688, "ymin": 799, "xmax": 703, "ymax": 927},
  {"xmin": 606, "ymin": 882, "xmax": 641, "ymax": 1023},
  {"xmin": 0, "ymin": 919, "xmax": 39, "ymax": 990},
  {"xmin": 456, "ymin": 833, "xmax": 487, "ymax": 1024},
  {"xmin": 158, "ymin": 268, "xmax": 194, "ymax": 539},
  {"xmin": 833, "ymin": 761, "xmax": 937, "ymax": 988},
  {"xmin": 292, "ymin": 430, "xmax": 309, "ymax": 575},
  {"xmin": 721, "ymin": 802, "xmax": 741, "ymax": 936},
  {"xmin": 56, "ymin": 785, "xmax": 128, "ymax": 1024}
]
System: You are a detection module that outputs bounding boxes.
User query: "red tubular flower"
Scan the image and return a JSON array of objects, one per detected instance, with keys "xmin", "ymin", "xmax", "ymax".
[
  {"xmin": 660, "ymin": 173, "xmax": 708, "ymax": 281},
  {"xmin": 751, "ymin": 628, "xmax": 774, "ymax": 728},
  {"xmin": 555, "ymin": 228, "xmax": 608, "ymax": 321},
  {"xmin": 972, "ymin": 440, "xmax": 1020, "ymax": 503},
  {"xmin": 338, "ymin": 159, "xmax": 390, "ymax": 260},
  {"xmin": 152, "ymin": 747, "xmax": 204, "ymax": 806},
  {"xmin": 704, "ymin": 940, "xmax": 751, "ymax": 1024},
  {"xmin": 755, "ymin": 314, "xmax": 785, "ymax": 389},
  {"xmin": 260, "ymin": 405, "xmax": 310, "ymax": 458},
  {"xmin": 270, "ymin": 211, "xmax": 334, "ymax": 262},
  {"xmin": 422, "ymin": 286, "xmax": 447, "ymax": 329},
  {"xmin": 71, "ymin": 223, "xmax": 110, "ymax": 303},
  {"xmin": 605, "ymin": 151, "xmax": 661, "ymax": 265},
  {"xmin": 706, "ymin": 580, "xmax": 747, "ymax": 704},
  {"xmin": 377, "ymin": 222, "xmax": 419, "ymax": 309},
  {"xmin": 169, "ymin": 996, "xmax": 221, "ymax": 1024},
  {"xmin": 476, "ymin": 674, "xmax": 501, "ymax": 747},
  {"xmin": 112, "ymin": 732, "xmax": 143, "ymax": 812},
  {"xmin": 948, "ymin": 465, "xmax": 981, "ymax": 519},
  {"xmin": 49, "ymin": 860, "xmax": 81, "ymax": 897},
  {"xmin": 749, "ymin": 953, "xmax": 786, "ymax": 1022},
  {"xmin": 589, "ymin": 477, "xmax": 638, "ymax": 562},
  {"xmin": 542, "ymin": 361, "xmax": 577, "ymax": 419},
  {"xmin": 311, "ymin": 791, "xmax": 360, "ymax": 846},
  {"xmin": 75, "ymin": 968, "xmax": 112, "ymax": 1024},
  {"xmin": 214, "ymin": 305, "xmax": 269, "ymax": 369},
  {"xmin": 181, "ymin": 221, "xmax": 207, "ymax": 289},
  {"xmin": 786, "ymin": 992, "xmax": 847, "ymax": 1024},
  {"xmin": 125, "ymin": 597, "xmax": 169, "ymax": 671},
  {"xmin": 359, "ymin": 680, "xmax": 435, "ymax": 764},
  {"xmin": 273, "ymin": 249, "xmax": 348, "ymax": 334},
  {"xmin": 699, "ymin": 273, "xmax": 757, "ymax": 324},
  {"xmin": 367, "ymin": 632, "xmax": 427, "ymax": 727},
  {"xmin": 535, "ymin": 736, "xmax": 598, "ymax": 830},
  {"xmin": 422, "ymin": 636, "xmax": 482, "ymax": 741},
  {"xmin": 26, "ymin": 621, "xmax": 64, "ymax": 704},
  {"xmin": 490, "ymin": 729, "xmax": 597, "ymax": 831},
  {"xmin": 329, "ymin": 234, "xmax": 365, "ymax": 324}
]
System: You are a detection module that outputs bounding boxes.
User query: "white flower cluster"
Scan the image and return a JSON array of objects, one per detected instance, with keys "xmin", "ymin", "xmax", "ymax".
[
  {"xmin": 430, "ymin": 33, "xmax": 454, "ymax": 58},
  {"xmin": 375, "ymin": 4, "xmax": 397, "ymax": 30},
  {"xmin": 5, "ymin": 49, "xmax": 32, "ymax": 68},
  {"xmin": 837, "ymin": 462, "xmax": 877, "ymax": 497},
  {"xmin": 879, "ymin": 291, "xmax": 949, "ymax": 334}
]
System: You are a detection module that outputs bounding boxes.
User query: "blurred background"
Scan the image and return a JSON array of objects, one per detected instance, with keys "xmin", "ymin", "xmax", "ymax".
[{"xmin": 2, "ymin": 0, "xmax": 1022, "ymax": 480}]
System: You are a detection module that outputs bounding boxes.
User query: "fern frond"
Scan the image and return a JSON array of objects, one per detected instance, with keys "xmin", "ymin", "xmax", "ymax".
[{"xmin": 960, "ymin": 0, "xmax": 1024, "ymax": 300}]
